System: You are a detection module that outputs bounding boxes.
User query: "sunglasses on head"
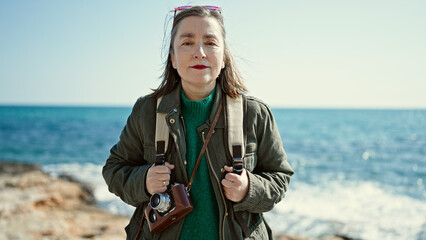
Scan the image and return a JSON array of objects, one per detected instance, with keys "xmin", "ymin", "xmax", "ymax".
[
  {"xmin": 173, "ymin": 5, "xmax": 222, "ymax": 19},
  {"xmin": 174, "ymin": 5, "xmax": 221, "ymax": 12}
]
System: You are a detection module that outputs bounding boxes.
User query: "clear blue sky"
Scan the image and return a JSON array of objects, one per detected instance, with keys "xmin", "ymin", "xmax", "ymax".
[{"xmin": 1, "ymin": 0, "xmax": 425, "ymax": 108}]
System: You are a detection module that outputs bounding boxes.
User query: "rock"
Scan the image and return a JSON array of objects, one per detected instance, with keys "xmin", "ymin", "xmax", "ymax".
[
  {"xmin": 58, "ymin": 174, "xmax": 97, "ymax": 206},
  {"xmin": 0, "ymin": 161, "xmax": 129, "ymax": 240},
  {"xmin": 274, "ymin": 233, "xmax": 317, "ymax": 240},
  {"xmin": 0, "ymin": 160, "xmax": 41, "ymax": 174},
  {"xmin": 274, "ymin": 233, "xmax": 356, "ymax": 240}
]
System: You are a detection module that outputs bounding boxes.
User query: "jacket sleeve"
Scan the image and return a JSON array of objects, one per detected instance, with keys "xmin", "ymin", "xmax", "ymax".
[
  {"xmin": 102, "ymin": 97, "xmax": 152, "ymax": 207},
  {"xmin": 233, "ymin": 102, "xmax": 294, "ymax": 213}
]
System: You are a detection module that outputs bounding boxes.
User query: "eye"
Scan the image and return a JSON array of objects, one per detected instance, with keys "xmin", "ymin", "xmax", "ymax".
[
  {"xmin": 207, "ymin": 41, "xmax": 218, "ymax": 46},
  {"xmin": 182, "ymin": 41, "xmax": 192, "ymax": 46}
]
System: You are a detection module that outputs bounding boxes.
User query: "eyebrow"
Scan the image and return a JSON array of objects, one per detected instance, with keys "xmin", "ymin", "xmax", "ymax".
[{"xmin": 179, "ymin": 33, "xmax": 219, "ymax": 39}]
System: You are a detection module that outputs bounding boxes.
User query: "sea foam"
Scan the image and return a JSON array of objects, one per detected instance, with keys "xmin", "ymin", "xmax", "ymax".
[{"xmin": 268, "ymin": 181, "xmax": 426, "ymax": 240}]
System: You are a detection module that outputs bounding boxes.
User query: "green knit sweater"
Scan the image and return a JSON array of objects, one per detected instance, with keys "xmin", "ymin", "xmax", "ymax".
[{"xmin": 179, "ymin": 89, "xmax": 219, "ymax": 240}]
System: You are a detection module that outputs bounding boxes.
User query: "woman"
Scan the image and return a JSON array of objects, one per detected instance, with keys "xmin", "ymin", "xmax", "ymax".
[{"xmin": 103, "ymin": 6, "xmax": 293, "ymax": 240}]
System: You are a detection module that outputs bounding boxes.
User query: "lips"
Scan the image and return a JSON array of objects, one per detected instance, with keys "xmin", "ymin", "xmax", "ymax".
[{"xmin": 190, "ymin": 65, "xmax": 209, "ymax": 70}]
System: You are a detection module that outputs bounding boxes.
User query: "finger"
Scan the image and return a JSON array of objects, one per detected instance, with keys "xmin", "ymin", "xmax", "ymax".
[
  {"xmin": 222, "ymin": 186, "xmax": 231, "ymax": 195},
  {"xmin": 224, "ymin": 190, "xmax": 230, "ymax": 199},
  {"xmin": 221, "ymin": 178, "xmax": 235, "ymax": 189},
  {"xmin": 221, "ymin": 178, "xmax": 229, "ymax": 188},
  {"xmin": 155, "ymin": 182, "xmax": 168, "ymax": 189},
  {"xmin": 164, "ymin": 162, "xmax": 175, "ymax": 170},
  {"xmin": 152, "ymin": 165, "xmax": 172, "ymax": 174},
  {"xmin": 224, "ymin": 191, "xmax": 235, "ymax": 201},
  {"xmin": 153, "ymin": 186, "xmax": 167, "ymax": 193},
  {"xmin": 147, "ymin": 173, "xmax": 170, "ymax": 182},
  {"xmin": 155, "ymin": 173, "xmax": 171, "ymax": 181},
  {"xmin": 223, "ymin": 165, "xmax": 233, "ymax": 173},
  {"xmin": 158, "ymin": 179, "xmax": 169, "ymax": 187},
  {"xmin": 225, "ymin": 172, "xmax": 240, "ymax": 183}
]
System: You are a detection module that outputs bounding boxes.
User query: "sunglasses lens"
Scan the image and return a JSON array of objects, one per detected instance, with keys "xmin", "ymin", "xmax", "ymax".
[
  {"xmin": 176, "ymin": 6, "xmax": 191, "ymax": 11},
  {"xmin": 204, "ymin": 6, "xmax": 220, "ymax": 11}
]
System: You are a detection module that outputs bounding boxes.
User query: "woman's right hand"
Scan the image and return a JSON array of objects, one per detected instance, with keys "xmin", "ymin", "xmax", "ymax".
[{"xmin": 146, "ymin": 162, "xmax": 175, "ymax": 195}]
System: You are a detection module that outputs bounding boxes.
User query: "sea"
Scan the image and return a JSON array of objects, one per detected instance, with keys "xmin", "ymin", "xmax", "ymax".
[{"xmin": 1, "ymin": 106, "xmax": 425, "ymax": 240}]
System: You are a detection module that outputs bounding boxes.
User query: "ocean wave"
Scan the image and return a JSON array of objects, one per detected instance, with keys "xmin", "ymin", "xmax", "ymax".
[{"xmin": 268, "ymin": 181, "xmax": 426, "ymax": 240}]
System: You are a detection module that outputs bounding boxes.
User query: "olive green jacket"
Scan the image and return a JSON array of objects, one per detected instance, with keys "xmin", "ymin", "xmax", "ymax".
[{"xmin": 102, "ymin": 83, "xmax": 294, "ymax": 240}]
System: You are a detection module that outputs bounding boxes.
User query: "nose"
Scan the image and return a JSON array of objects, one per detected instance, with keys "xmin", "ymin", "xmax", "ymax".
[{"xmin": 193, "ymin": 45, "xmax": 206, "ymax": 59}]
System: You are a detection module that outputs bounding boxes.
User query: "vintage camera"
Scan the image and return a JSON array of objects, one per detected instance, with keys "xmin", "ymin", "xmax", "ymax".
[
  {"xmin": 144, "ymin": 183, "xmax": 193, "ymax": 233},
  {"xmin": 144, "ymin": 147, "xmax": 193, "ymax": 234}
]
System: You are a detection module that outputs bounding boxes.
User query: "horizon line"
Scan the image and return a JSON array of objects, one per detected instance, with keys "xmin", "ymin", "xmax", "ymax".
[{"xmin": 1, "ymin": 103, "xmax": 425, "ymax": 111}]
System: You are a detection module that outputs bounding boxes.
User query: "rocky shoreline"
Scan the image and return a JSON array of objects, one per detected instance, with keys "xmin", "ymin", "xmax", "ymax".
[
  {"xmin": 0, "ymin": 161, "xmax": 353, "ymax": 240},
  {"xmin": 0, "ymin": 161, "xmax": 129, "ymax": 240}
]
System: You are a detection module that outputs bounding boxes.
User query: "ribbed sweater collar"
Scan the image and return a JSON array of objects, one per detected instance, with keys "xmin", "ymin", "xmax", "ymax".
[{"xmin": 181, "ymin": 88, "xmax": 216, "ymax": 123}]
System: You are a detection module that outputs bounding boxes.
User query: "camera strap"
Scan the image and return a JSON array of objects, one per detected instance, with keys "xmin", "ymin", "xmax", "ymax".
[{"xmin": 186, "ymin": 99, "xmax": 223, "ymax": 192}]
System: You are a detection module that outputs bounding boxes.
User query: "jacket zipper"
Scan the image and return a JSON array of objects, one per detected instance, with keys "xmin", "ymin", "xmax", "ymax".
[
  {"xmin": 202, "ymin": 131, "xmax": 227, "ymax": 240},
  {"xmin": 180, "ymin": 116, "xmax": 186, "ymax": 137},
  {"xmin": 168, "ymin": 113, "xmax": 188, "ymax": 184}
]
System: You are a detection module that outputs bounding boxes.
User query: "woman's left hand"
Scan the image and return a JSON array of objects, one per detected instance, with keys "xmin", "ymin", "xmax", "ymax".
[{"xmin": 221, "ymin": 165, "xmax": 249, "ymax": 202}]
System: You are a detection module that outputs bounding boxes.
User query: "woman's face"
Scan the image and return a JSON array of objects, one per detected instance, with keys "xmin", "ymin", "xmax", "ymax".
[{"xmin": 171, "ymin": 16, "xmax": 225, "ymax": 95}]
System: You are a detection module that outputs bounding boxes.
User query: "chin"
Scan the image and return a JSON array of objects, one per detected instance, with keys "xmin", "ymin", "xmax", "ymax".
[{"xmin": 184, "ymin": 77, "xmax": 216, "ymax": 86}]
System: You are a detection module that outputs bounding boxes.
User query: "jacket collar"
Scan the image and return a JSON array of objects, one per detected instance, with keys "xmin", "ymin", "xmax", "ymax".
[
  {"xmin": 157, "ymin": 83, "xmax": 182, "ymax": 114},
  {"xmin": 157, "ymin": 82, "xmax": 225, "ymax": 128}
]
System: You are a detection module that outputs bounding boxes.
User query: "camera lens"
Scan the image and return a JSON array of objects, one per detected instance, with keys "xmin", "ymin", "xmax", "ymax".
[
  {"xmin": 151, "ymin": 194, "xmax": 161, "ymax": 208},
  {"xmin": 150, "ymin": 193, "xmax": 171, "ymax": 213},
  {"xmin": 148, "ymin": 209, "xmax": 157, "ymax": 223}
]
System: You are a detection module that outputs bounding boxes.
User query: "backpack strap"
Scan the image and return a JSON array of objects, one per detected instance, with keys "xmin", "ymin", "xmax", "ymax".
[
  {"xmin": 155, "ymin": 97, "xmax": 169, "ymax": 165},
  {"xmin": 225, "ymin": 94, "xmax": 247, "ymax": 174},
  {"xmin": 226, "ymin": 94, "xmax": 250, "ymax": 238}
]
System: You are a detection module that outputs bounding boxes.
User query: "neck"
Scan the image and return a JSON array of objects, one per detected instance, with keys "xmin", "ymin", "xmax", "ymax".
[{"xmin": 181, "ymin": 81, "xmax": 216, "ymax": 101}]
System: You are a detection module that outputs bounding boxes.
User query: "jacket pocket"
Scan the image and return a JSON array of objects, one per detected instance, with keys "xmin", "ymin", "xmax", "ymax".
[
  {"xmin": 235, "ymin": 211, "xmax": 264, "ymax": 239},
  {"xmin": 244, "ymin": 142, "xmax": 257, "ymax": 172},
  {"xmin": 245, "ymin": 215, "xmax": 270, "ymax": 240}
]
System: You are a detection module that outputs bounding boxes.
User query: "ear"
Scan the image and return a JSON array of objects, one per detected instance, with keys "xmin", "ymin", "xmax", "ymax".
[
  {"xmin": 221, "ymin": 57, "xmax": 225, "ymax": 69},
  {"xmin": 170, "ymin": 52, "xmax": 177, "ymax": 69}
]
